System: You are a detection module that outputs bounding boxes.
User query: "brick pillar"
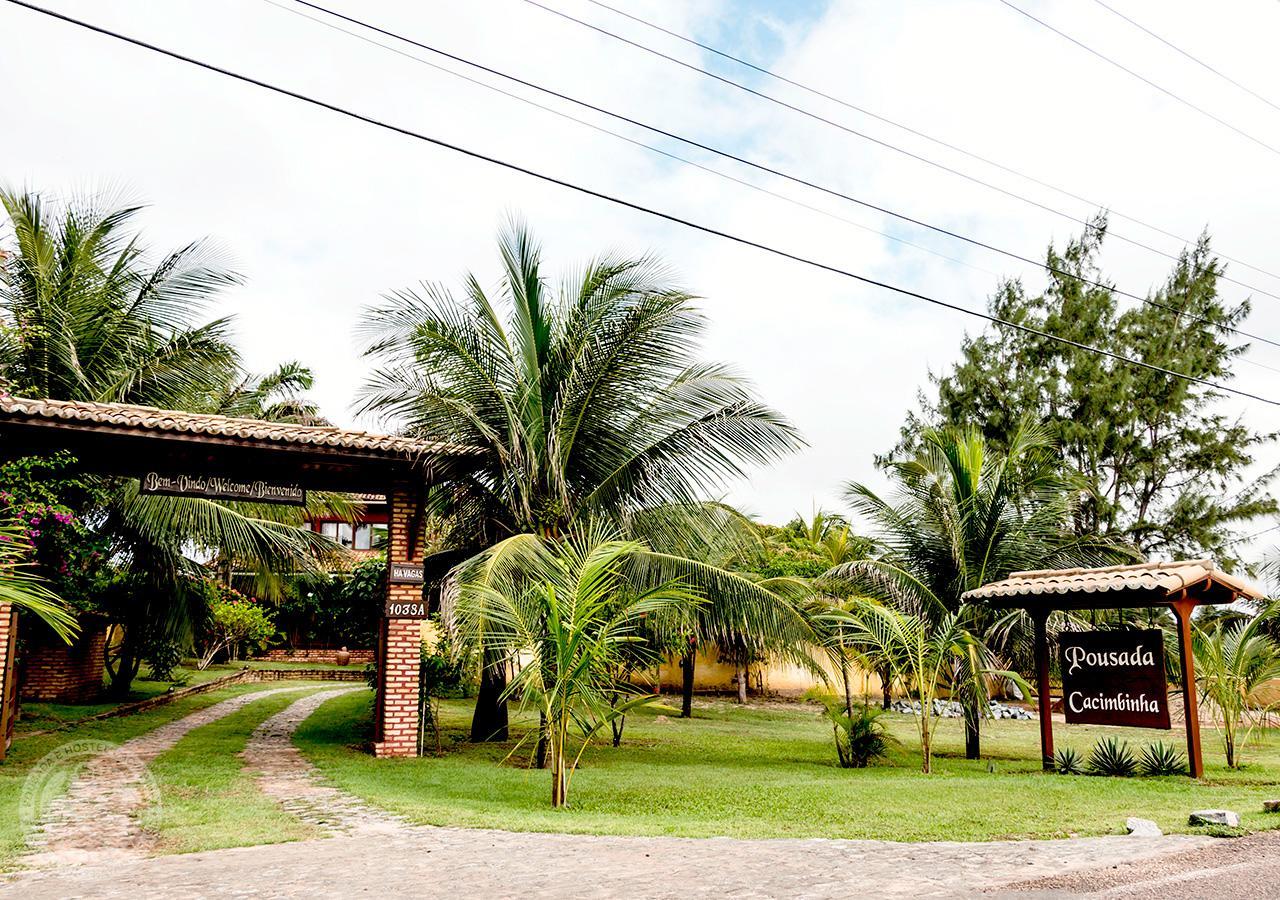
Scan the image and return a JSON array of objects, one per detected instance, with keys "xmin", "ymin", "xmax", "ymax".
[
  {"xmin": 373, "ymin": 482, "xmax": 425, "ymax": 758},
  {"xmin": 0, "ymin": 604, "xmax": 17, "ymax": 761}
]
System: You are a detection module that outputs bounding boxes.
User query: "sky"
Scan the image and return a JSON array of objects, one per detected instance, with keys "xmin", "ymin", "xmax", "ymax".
[{"xmin": 4, "ymin": 0, "xmax": 1280, "ymax": 541}]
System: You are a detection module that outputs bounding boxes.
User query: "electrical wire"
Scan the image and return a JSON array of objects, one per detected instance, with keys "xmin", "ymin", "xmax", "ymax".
[
  {"xmin": 582, "ymin": 0, "xmax": 1280, "ymax": 285},
  {"xmin": 279, "ymin": 0, "xmax": 1280, "ymax": 353},
  {"xmin": 1000, "ymin": 0, "xmax": 1280, "ymax": 158},
  {"xmin": 1090, "ymin": 0, "xmax": 1280, "ymax": 115},
  {"xmin": 518, "ymin": 0, "xmax": 1280, "ymax": 304},
  {"xmin": 6, "ymin": 0, "xmax": 1278, "ymax": 410}
]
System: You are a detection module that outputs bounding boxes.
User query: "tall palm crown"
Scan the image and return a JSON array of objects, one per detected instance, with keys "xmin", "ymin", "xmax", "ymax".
[
  {"xmin": 358, "ymin": 221, "xmax": 802, "ymax": 542},
  {"xmin": 833, "ymin": 423, "xmax": 1111, "ymax": 618},
  {"xmin": 0, "ymin": 188, "xmax": 239, "ymax": 405}
]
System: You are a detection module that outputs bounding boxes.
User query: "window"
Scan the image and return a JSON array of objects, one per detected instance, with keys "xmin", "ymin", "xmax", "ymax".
[
  {"xmin": 336, "ymin": 523, "xmax": 354, "ymax": 547},
  {"xmin": 319, "ymin": 522, "xmax": 338, "ymax": 539},
  {"xmin": 354, "ymin": 523, "xmax": 372, "ymax": 550},
  {"xmin": 371, "ymin": 523, "xmax": 389, "ymax": 550}
]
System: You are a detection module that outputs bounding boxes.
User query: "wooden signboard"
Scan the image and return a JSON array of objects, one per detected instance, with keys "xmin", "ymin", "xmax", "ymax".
[
  {"xmin": 140, "ymin": 472, "xmax": 306, "ymax": 506},
  {"xmin": 383, "ymin": 597, "xmax": 428, "ymax": 618},
  {"xmin": 1060, "ymin": 629, "xmax": 1171, "ymax": 730},
  {"xmin": 389, "ymin": 562, "xmax": 425, "ymax": 584}
]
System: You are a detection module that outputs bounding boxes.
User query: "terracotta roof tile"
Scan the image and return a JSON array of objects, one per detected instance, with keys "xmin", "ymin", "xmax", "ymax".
[
  {"xmin": 0, "ymin": 396, "xmax": 476, "ymax": 459},
  {"xmin": 962, "ymin": 559, "xmax": 1265, "ymax": 603}
]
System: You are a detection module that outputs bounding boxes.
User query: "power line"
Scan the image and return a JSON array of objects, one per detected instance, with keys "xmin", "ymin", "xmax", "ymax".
[
  {"xmin": 518, "ymin": 0, "xmax": 1280, "ymax": 304},
  {"xmin": 1090, "ymin": 0, "xmax": 1280, "ymax": 116},
  {"xmin": 263, "ymin": 0, "xmax": 1002, "ymax": 283},
  {"xmin": 279, "ymin": 0, "xmax": 1280, "ymax": 353},
  {"xmin": 999, "ymin": 0, "xmax": 1280, "ymax": 159},
  {"xmin": 581, "ymin": 0, "xmax": 1280, "ymax": 286},
  {"xmin": 7, "ymin": 0, "xmax": 1278, "ymax": 410}
]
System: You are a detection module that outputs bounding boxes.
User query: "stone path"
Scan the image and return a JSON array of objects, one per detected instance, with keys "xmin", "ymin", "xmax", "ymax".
[
  {"xmin": 240, "ymin": 687, "xmax": 408, "ymax": 835},
  {"xmin": 21, "ymin": 685, "xmax": 332, "ymax": 868},
  {"xmin": 3, "ymin": 826, "xmax": 1211, "ymax": 899}
]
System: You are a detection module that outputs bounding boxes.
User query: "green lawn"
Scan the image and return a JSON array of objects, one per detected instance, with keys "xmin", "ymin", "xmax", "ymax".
[
  {"xmin": 297, "ymin": 693, "xmax": 1280, "ymax": 843},
  {"xmin": 142, "ymin": 688, "xmax": 326, "ymax": 854}
]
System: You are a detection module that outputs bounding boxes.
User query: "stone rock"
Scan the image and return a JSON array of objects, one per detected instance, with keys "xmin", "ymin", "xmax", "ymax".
[
  {"xmin": 1125, "ymin": 817, "xmax": 1162, "ymax": 837},
  {"xmin": 1263, "ymin": 800, "xmax": 1280, "ymax": 814},
  {"xmin": 1189, "ymin": 809, "xmax": 1240, "ymax": 827}
]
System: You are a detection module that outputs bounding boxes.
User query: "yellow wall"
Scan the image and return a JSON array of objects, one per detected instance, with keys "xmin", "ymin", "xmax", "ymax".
[{"xmin": 645, "ymin": 647, "xmax": 885, "ymax": 699}]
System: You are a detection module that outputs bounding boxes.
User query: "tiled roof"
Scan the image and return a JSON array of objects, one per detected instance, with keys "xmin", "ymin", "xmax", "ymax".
[
  {"xmin": 0, "ymin": 396, "xmax": 474, "ymax": 459},
  {"xmin": 962, "ymin": 559, "xmax": 1265, "ymax": 603}
]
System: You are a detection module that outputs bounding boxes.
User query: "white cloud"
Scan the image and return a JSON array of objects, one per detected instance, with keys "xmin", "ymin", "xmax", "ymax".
[{"xmin": 4, "ymin": 0, "xmax": 1280, "ymax": 538}]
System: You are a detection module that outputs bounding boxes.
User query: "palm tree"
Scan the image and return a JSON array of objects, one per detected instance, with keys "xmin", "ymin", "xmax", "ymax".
[
  {"xmin": 358, "ymin": 219, "xmax": 806, "ymax": 739},
  {"xmin": 839, "ymin": 600, "xmax": 1007, "ymax": 773},
  {"xmin": 453, "ymin": 529, "xmax": 702, "ymax": 806},
  {"xmin": 1193, "ymin": 601, "xmax": 1280, "ymax": 768},
  {"xmin": 0, "ymin": 520, "xmax": 77, "ymax": 640},
  {"xmin": 1, "ymin": 188, "xmax": 341, "ymax": 693},
  {"xmin": 828, "ymin": 422, "xmax": 1123, "ymax": 759}
]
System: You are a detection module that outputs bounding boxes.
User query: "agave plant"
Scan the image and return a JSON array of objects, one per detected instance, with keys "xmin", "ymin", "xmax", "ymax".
[
  {"xmin": 1088, "ymin": 737, "xmax": 1138, "ymax": 777},
  {"xmin": 1053, "ymin": 746, "xmax": 1084, "ymax": 775},
  {"xmin": 1138, "ymin": 741, "xmax": 1187, "ymax": 777}
]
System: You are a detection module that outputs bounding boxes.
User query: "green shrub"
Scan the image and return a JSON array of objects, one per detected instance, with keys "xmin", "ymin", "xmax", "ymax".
[
  {"xmin": 1054, "ymin": 746, "xmax": 1084, "ymax": 775},
  {"xmin": 825, "ymin": 704, "xmax": 891, "ymax": 768},
  {"xmin": 1088, "ymin": 737, "xmax": 1138, "ymax": 777},
  {"xmin": 1138, "ymin": 741, "xmax": 1187, "ymax": 777},
  {"xmin": 143, "ymin": 637, "xmax": 185, "ymax": 682}
]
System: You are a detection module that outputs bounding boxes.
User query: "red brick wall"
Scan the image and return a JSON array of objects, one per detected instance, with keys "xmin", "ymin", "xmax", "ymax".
[
  {"xmin": 374, "ymin": 482, "xmax": 424, "ymax": 758},
  {"xmin": 20, "ymin": 621, "xmax": 107, "ymax": 703},
  {"xmin": 256, "ymin": 648, "xmax": 375, "ymax": 665}
]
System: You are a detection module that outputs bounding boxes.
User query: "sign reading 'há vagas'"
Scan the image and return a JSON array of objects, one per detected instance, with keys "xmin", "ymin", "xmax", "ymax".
[{"xmin": 1060, "ymin": 629, "xmax": 1171, "ymax": 730}]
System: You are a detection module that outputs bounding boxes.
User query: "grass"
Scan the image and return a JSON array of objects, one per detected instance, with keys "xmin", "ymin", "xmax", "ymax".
[
  {"xmin": 142, "ymin": 688, "xmax": 328, "ymax": 854},
  {"xmin": 297, "ymin": 694, "xmax": 1280, "ymax": 843},
  {"xmin": 0, "ymin": 681, "xmax": 300, "ymax": 869}
]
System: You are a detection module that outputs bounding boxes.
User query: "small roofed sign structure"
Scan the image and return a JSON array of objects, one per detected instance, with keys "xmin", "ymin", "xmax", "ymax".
[{"xmin": 962, "ymin": 559, "xmax": 1267, "ymax": 778}]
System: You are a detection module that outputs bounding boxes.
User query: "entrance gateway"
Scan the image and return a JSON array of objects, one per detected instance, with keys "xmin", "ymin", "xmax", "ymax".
[
  {"xmin": 963, "ymin": 560, "xmax": 1266, "ymax": 778},
  {"xmin": 0, "ymin": 396, "xmax": 481, "ymax": 760}
]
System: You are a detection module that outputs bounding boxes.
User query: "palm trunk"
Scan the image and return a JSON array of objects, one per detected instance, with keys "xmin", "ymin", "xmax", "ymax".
[
  {"xmin": 680, "ymin": 647, "xmax": 696, "ymax": 718},
  {"xmin": 963, "ymin": 700, "xmax": 981, "ymax": 761},
  {"xmin": 841, "ymin": 658, "xmax": 854, "ymax": 719},
  {"xmin": 535, "ymin": 712, "xmax": 548, "ymax": 769},
  {"xmin": 470, "ymin": 650, "xmax": 509, "ymax": 742},
  {"xmin": 736, "ymin": 661, "xmax": 748, "ymax": 704},
  {"xmin": 879, "ymin": 664, "xmax": 892, "ymax": 710},
  {"xmin": 549, "ymin": 729, "xmax": 567, "ymax": 807}
]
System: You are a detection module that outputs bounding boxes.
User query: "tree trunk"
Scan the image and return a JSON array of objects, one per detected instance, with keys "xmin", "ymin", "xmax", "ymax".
[
  {"xmin": 470, "ymin": 651, "xmax": 509, "ymax": 742},
  {"xmin": 611, "ymin": 714, "xmax": 625, "ymax": 748},
  {"xmin": 680, "ymin": 647, "xmax": 696, "ymax": 718},
  {"xmin": 963, "ymin": 699, "xmax": 981, "ymax": 761},
  {"xmin": 879, "ymin": 664, "xmax": 892, "ymax": 710},
  {"xmin": 108, "ymin": 628, "xmax": 142, "ymax": 698},
  {"xmin": 535, "ymin": 712, "xmax": 548, "ymax": 769},
  {"xmin": 550, "ymin": 733, "xmax": 567, "ymax": 808},
  {"xmin": 736, "ymin": 661, "xmax": 748, "ymax": 704},
  {"xmin": 841, "ymin": 658, "xmax": 854, "ymax": 718}
]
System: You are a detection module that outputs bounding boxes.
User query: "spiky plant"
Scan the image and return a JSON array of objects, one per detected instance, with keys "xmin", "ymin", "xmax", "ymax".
[
  {"xmin": 1138, "ymin": 741, "xmax": 1187, "ymax": 777},
  {"xmin": 1192, "ymin": 601, "xmax": 1280, "ymax": 768},
  {"xmin": 1088, "ymin": 737, "xmax": 1138, "ymax": 777},
  {"xmin": 1053, "ymin": 746, "xmax": 1084, "ymax": 775}
]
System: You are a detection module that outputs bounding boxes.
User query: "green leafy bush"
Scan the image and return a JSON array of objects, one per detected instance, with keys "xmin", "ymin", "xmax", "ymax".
[
  {"xmin": 1054, "ymin": 746, "xmax": 1084, "ymax": 775},
  {"xmin": 1088, "ymin": 737, "xmax": 1138, "ymax": 777},
  {"xmin": 197, "ymin": 588, "xmax": 276, "ymax": 669},
  {"xmin": 144, "ymin": 636, "xmax": 185, "ymax": 682},
  {"xmin": 825, "ymin": 704, "xmax": 891, "ymax": 768},
  {"xmin": 1138, "ymin": 741, "xmax": 1187, "ymax": 777}
]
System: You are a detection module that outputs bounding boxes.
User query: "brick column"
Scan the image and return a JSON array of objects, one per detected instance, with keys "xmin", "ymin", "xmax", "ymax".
[
  {"xmin": 373, "ymin": 483, "xmax": 425, "ymax": 758},
  {"xmin": 0, "ymin": 604, "xmax": 17, "ymax": 761}
]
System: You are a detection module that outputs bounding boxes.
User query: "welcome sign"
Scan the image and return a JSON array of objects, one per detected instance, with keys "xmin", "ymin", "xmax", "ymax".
[
  {"xmin": 139, "ymin": 472, "xmax": 306, "ymax": 506},
  {"xmin": 1060, "ymin": 629, "xmax": 1171, "ymax": 729}
]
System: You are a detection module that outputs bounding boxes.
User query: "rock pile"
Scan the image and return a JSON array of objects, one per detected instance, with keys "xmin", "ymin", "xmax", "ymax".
[{"xmin": 888, "ymin": 699, "xmax": 1034, "ymax": 720}]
